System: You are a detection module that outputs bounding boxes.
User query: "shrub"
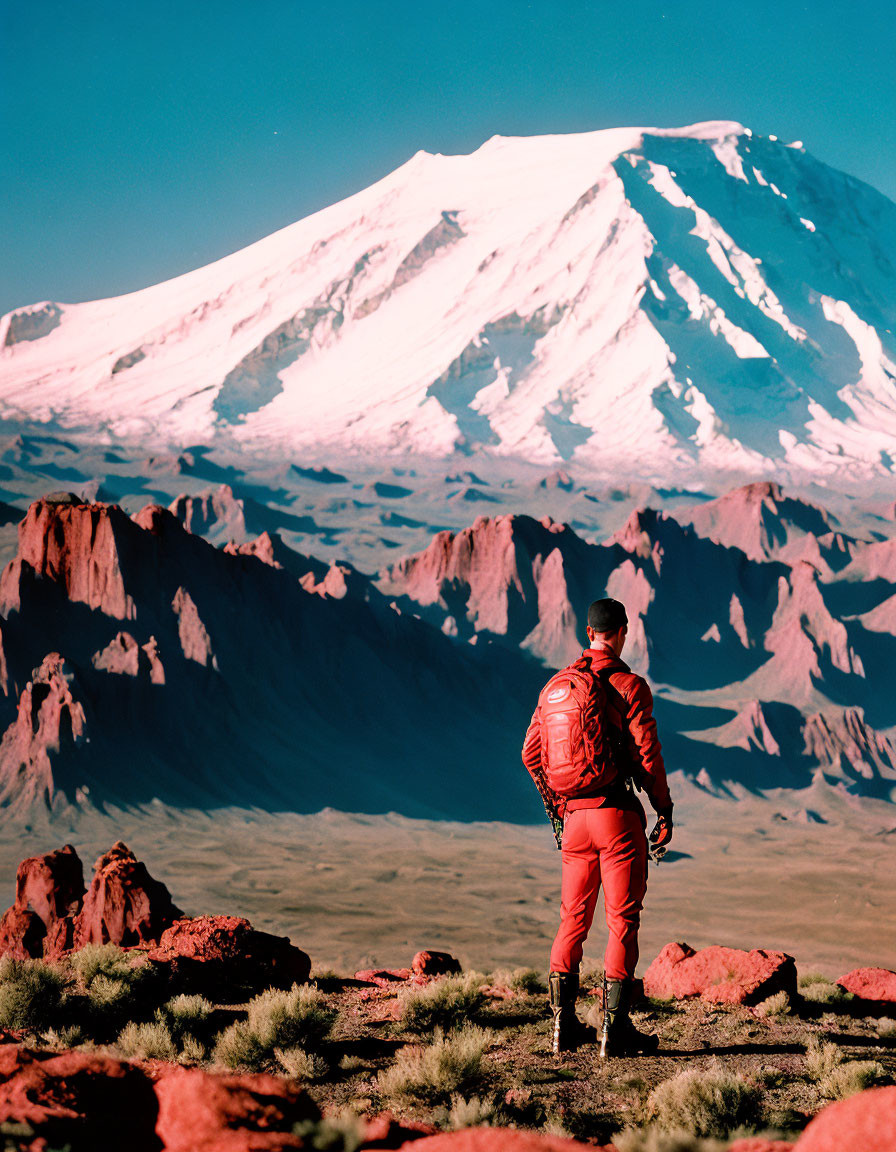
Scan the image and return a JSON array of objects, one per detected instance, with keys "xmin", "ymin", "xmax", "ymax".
[
  {"xmin": 116, "ymin": 1019, "xmax": 177, "ymax": 1061},
  {"xmin": 643, "ymin": 1060, "xmax": 761, "ymax": 1138},
  {"xmin": 213, "ymin": 984, "xmax": 335, "ymax": 1071},
  {"xmin": 447, "ymin": 1093, "xmax": 504, "ymax": 1129},
  {"xmin": 0, "ymin": 957, "xmax": 66, "ymax": 1032},
  {"xmin": 805, "ymin": 1036, "xmax": 843, "ymax": 1080},
  {"xmin": 70, "ymin": 943, "xmax": 136, "ymax": 987},
  {"xmin": 275, "ymin": 1046, "xmax": 330, "ymax": 1080},
  {"xmin": 160, "ymin": 993, "xmax": 213, "ymax": 1044},
  {"xmin": 489, "ymin": 968, "xmax": 544, "ymax": 995},
  {"xmin": 292, "ymin": 1110, "xmax": 365, "ymax": 1152},
  {"xmin": 398, "ymin": 974, "xmax": 486, "ymax": 1035},
  {"xmin": 755, "ymin": 991, "xmax": 791, "ymax": 1017},
  {"xmin": 818, "ymin": 1060, "xmax": 888, "ymax": 1099},
  {"xmin": 70, "ymin": 944, "xmax": 155, "ymax": 1030},
  {"xmin": 615, "ymin": 1129, "xmax": 734, "ymax": 1152},
  {"xmin": 376, "ymin": 1024, "xmax": 495, "ymax": 1107},
  {"xmin": 798, "ymin": 973, "xmax": 853, "ymax": 1006},
  {"xmin": 179, "ymin": 1034, "xmax": 207, "ymax": 1063},
  {"xmin": 875, "ymin": 1017, "xmax": 896, "ymax": 1039}
]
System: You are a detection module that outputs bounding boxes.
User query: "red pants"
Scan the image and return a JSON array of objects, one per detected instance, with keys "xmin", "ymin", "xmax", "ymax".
[{"xmin": 549, "ymin": 806, "xmax": 648, "ymax": 980}]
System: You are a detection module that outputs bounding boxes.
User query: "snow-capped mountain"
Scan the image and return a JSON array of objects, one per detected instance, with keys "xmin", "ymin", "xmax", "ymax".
[{"xmin": 2, "ymin": 121, "xmax": 895, "ymax": 483}]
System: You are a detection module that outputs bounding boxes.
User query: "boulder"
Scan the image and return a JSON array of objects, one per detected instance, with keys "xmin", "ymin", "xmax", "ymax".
[
  {"xmin": 412, "ymin": 951, "xmax": 462, "ymax": 978},
  {"xmin": 395, "ymin": 1129, "xmax": 608, "ymax": 1151},
  {"xmin": 643, "ymin": 942, "xmax": 797, "ymax": 1005},
  {"xmin": 0, "ymin": 845, "xmax": 84, "ymax": 959},
  {"xmin": 154, "ymin": 1065, "xmax": 319, "ymax": 1152},
  {"xmin": 795, "ymin": 1085, "xmax": 896, "ymax": 1150},
  {"xmin": 836, "ymin": 967, "xmax": 896, "ymax": 1004},
  {"xmin": 73, "ymin": 841, "xmax": 183, "ymax": 949},
  {"xmin": 147, "ymin": 914, "xmax": 311, "ymax": 997},
  {"xmin": 0, "ymin": 1044, "xmax": 158, "ymax": 1152},
  {"xmin": 355, "ymin": 968, "xmax": 415, "ymax": 989}
]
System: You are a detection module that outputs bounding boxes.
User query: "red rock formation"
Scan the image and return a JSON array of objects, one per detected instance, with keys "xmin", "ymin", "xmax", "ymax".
[
  {"xmin": 411, "ymin": 951, "xmax": 462, "ymax": 978},
  {"xmin": 153, "ymin": 1065, "xmax": 318, "ymax": 1152},
  {"xmin": 836, "ymin": 967, "xmax": 896, "ymax": 1003},
  {"xmin": 92, "ymin": 630, "xmax": 165, "ymax": 683},
  {"xmin": 147, "ymin": 914, "xmax": 311, "ymax": 996},
  {"xmin": 680, "ymin": 481, "xmax": 833, "ymax": 561},
  {"xmin": 361, "ymin": 1112, "xmax": 439, "ymax": 1146},
  {"xmin": 801, "ymin": 709, "xmax": 896, "ymax": 786},
  {"xmin": 0, "ymin": 497, "xmax": 136, "ymax": 619},
  {"xmin": 0, "ymin": 1044, "xmax": 159, "ymax": 1152},
  {"xmin": 795, "ymin": 1085, "xmax": 896, "ymax": 1150},
  {"xmin": 379, "ymin": 514, "xmax": 606, "ymax": 667},
  {"xmin": 0, "ymin": 655, "xmax": 88, "ymax": 812},
  {"xmin": 73, "ymin": 842, "xmax": 183, "ymax": 950},
  {"xmin": 642, "ymin": 942, "xmax": 797, "ymax": 1005},
  {"xmin": 0, "ymin": 844, "xmax": 84, "ymax": 959},
  {"xmin": 170, "ymin": 485, "xmax": 247, "ymax": 541}
]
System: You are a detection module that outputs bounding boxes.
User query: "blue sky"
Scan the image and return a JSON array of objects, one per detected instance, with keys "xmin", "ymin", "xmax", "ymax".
[{"xmin": 2, "ymin": 0, "xmax": 893, "ymax": 316}]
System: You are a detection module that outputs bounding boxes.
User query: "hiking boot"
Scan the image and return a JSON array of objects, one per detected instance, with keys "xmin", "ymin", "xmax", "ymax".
[
  {"xmin": 599, "ymin": 977, "xmax": 659, "ymax": 1058},
  {"xmin": 548, "ymin": 971, "xmax": 595, "ymax": 1055}
]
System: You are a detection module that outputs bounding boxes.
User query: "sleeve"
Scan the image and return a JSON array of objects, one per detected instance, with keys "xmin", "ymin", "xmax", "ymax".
[{"xmin": 621, "ymin": 676, "xmax": 672, "ymax": 814}]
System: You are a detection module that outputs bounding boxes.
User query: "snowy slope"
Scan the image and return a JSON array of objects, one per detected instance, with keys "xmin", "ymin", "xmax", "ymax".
[{"xmin": 2, "ymin": 121, "xmax": 895, "ymax": 483}]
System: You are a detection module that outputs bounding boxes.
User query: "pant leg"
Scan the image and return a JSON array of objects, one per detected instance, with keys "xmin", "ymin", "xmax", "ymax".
[
  {"xmin": 595, "ymin": 807, "xmax": 648, "ymax": 980},
  {"xmin": 549, "ymin": 809, "xmax": 602, "ymax": 973}
]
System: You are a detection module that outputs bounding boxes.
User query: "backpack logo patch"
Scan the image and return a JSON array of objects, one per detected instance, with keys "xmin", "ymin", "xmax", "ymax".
[{"xmin": 546, "ymin": 685, "xmax": 570, "ymax": 703}]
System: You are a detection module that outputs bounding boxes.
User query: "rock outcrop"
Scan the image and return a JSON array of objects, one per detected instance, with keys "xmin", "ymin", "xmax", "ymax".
[
  {"xmin": 72, "ymin": 842, "xmax": 183, "ymax": 950},
  {"xmin": 0, "ymin": 1045, "xmax": 159, "ymax": 1152},
  {"xmin": 0, "ymin": 842, "xmax": 181, "ymax": 960},
  {"xmin": 836, "ymin": 967, "xmax": 896, "ymax": 1004},
  {"xmin": 0, "ymin": 496, "xmax": 547, "ymax": 821},
  {"xmin": 0, "ymin": 845, "xmax": 83, "ymax": 959},
  {"xmin": 147, "ymin": 915, "xmax": 311, "ymax": 997},
  {"xmin": 642, "ymin": 942, "xmax": 798, "ymax": 1006},
  {"xmin": 154, "ymin": 1066, "xmax": 318, "ymax": 1152},
  {"xmin": 795, "ymin": 1085, "xmax": 896, "ymax": 1150}
]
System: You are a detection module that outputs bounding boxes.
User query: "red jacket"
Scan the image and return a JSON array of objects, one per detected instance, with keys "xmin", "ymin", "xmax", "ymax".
[{"xmin": 521, "ymin": 646, "xmax": 672, "ymax": 815}]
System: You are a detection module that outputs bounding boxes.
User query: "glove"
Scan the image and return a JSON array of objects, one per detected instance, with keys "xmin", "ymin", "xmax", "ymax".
[{"xmin": 649, "ymin": 807, "xmax": 673, "ymax": 861}]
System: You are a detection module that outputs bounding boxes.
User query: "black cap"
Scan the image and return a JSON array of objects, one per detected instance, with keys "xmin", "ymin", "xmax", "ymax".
[{"xmin": 587, "ymin": 598, "xmax": 628, "ymax": 633}]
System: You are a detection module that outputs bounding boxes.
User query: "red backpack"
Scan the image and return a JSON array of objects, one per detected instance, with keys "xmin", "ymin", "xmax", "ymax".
[{"xmin": 537, "ymin": 654, "xmax": 618, "ymax": 797}]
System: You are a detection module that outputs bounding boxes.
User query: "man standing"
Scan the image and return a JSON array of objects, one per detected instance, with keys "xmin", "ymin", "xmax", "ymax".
[{"xmin": 521, "ymin": 597, "xmax": 673, "ymax": 1058}]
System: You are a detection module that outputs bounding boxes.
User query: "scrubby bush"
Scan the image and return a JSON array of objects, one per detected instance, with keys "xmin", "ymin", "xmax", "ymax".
[
  {"xmin": 489, "ymin": 968, "xmax": 544, "ymax": 995},
  {"xmin": 798, "ymin": 973, "xmax": 853, "ymax": 1006},
  {"xmin": 292, "ymin": 1110, "xmax": 365, "ymax": 1152},
  {"xmin": 643, "ymin": 1060, "xmax": 761, "ymax": 1138},
  {"xmin": 116, "ymin": 1019, "xmax": 177, "ymax": 1060},
  {"xmin": 447, "ymin": 1093, "xmax": 504, "ymax": 1129},
  {"xmin": 213, "ymin": 984, "xmax": 336, "ymax": 1071},
  {"xmin": 818, "ymin": 1059, "xmax": 888, "ymax": 1099},
  {"xmin": 70, "ymin": 943, "xmax": 135, "ymax": 987},
  {"xmin": 0, "ymin": 957, "xmax": 66, "ymax": 1032},
  {"xmin": 276, "ymin": 1046, "xmax": 330, "ymax": 1080},
  {"xmin": 615, "ymin": 1129, "xmax": 734, "ymax": 1152},
  {"xmin": 805, "ymin": 1035, "xmax": 843, "ymax": 1080},
  {"xmin": 875, "ymin": 1017, "xmax": 896, "ymax": 1039},
  {"xmin": 160, "ymin": 993, "xmax": 213, "ymax": 1044},
  {"xmin": 397, "ymin": 973, "xmax": 486, "ymax": 1035},
  {"xmin": 376, "ymin": 1024, "xmax": 495, "ymax": 1107},
  {"xmin": 69, "ymin": 943, "xmax": 155, "ymax": 1031},
  {"xmin": 755, "ymin": 991, "xmax": 791, "ymax": 1017}
]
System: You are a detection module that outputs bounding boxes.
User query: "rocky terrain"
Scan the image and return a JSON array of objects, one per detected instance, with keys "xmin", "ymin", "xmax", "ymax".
[
  {"xmin": 0, "ymin": 471, "xmax": 894, "ymax": 818},
  {"xmin": 0, "ymin": 843, "xmax": 894, "ymax": 1151}
]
